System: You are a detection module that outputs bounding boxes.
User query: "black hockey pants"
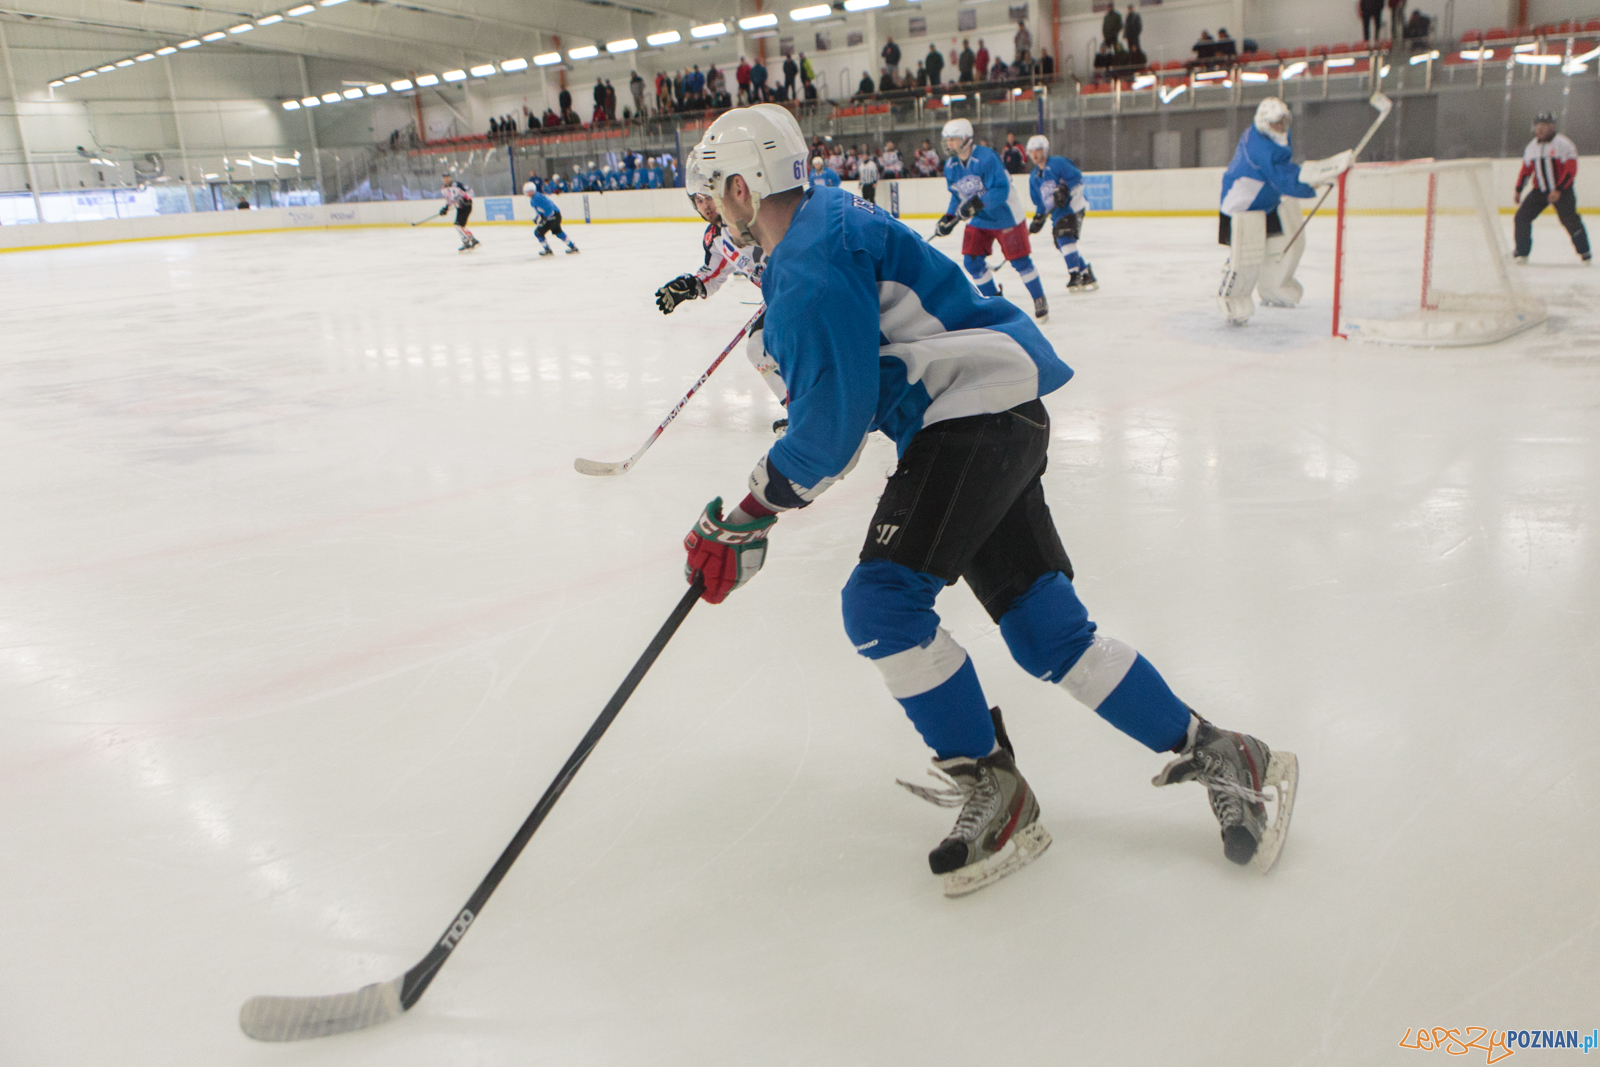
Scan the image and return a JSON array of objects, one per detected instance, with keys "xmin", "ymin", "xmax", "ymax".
[{"xmin": 1514, "ymin": 188, "xmax": 1590, "ymax": 259}]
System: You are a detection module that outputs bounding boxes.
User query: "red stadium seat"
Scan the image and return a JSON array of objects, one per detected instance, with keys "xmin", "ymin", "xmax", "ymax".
[
  {"xmin": 1586, "ymin": 19, "xmax": 1600, "ymax": 31},
  {"xmin": 1288, "ymin": 46, "xmax": 1307, "ymax": 57}
]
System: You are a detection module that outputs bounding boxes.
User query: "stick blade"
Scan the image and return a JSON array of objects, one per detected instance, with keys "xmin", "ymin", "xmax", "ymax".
[
  {"xmin": 1370, "ymin": 91, "xmax": 1393, "ymax": 116},
  {"xmin": 240, "ymin": 977, "xmax": 405, "ymax": 1042},
  {"xmin": 574, "ymin": 457, "xmax": 627, "ymax": 476}
]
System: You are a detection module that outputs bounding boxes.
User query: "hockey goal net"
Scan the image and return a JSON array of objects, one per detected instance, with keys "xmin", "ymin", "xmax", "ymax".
[{"xmin": 1332, "ymin": 158, "xmax": 1546, "ymax": 345}]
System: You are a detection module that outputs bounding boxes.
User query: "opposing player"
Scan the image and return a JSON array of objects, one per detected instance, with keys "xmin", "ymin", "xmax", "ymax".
[
  {"xmin": 437, "ymin": 174, "xmax": 478, "ymax": 251},
  {"xmin": 523, "ymin": 172, "xmax": 579, "ymax": 256},
  {"xmin": 678, "ymin": 104, "xmax": 1298, "ymax": 897},
  {"xmin": 1514, "ymin": 112, "xmax": 1591, "ymax": 265},
  {"xmin": 1217, "ymin": 98, "xmax": 1350, "ymax": 324},
  {"xmin": 934, "ymin": 118, "xmax": 1049, "ymax": 322},
  {"xmin": 657, "ymin": 147, "xmax": 786, "ymax": 428},
  {"xmin": 1025, "ymin": 134, "xmax": 1097, "ymax": 294}
]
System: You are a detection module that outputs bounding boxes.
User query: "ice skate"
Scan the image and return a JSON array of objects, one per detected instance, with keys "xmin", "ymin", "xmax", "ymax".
[
  {"xmin": 1033, "ymin": 296, "xmax": 1049, "ymax": 322},
  {"xmin": 458, "ymin": 241, "xmax": 471, "ymax": 252},
  {"xmin": 1068, "ymin": 265, "xmax": 1098, "ymax": 292},
  {"xmin": 898, "ymin": 710, "xmax": 1050, "ymax": 897},
  {"xmin": 1153, "ymin": 714, "xmax": 1298, "ymax": 873},
  {"xmin": 538, "ymin": 246, "xmax": 554, "ymax": 257},
  {"xmin": 565, "ymin": 245, "xmax": 580, "ymax": 254}
]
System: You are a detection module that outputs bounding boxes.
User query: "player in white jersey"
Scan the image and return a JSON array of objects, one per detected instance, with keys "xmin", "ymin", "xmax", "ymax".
[
  {"xmin": 1513, "ymin": 112, "xmax": 1590, "ymax": 264},
  {"xmin": 437, "ymin": 175, "xmax": 478, "ymax": 251},
  {"xmin": 676, "ymin": 103, "xmax": 1297, "ymax": 896},
  {"xmin": 655, "ymin": 159, "xmax": 788, "ymax": 429}
]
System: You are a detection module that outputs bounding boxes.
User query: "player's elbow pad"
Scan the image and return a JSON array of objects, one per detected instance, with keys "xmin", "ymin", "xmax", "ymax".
[{"xmin": 747, "ymin": 436, "xmax": 868, "ymax": 512}]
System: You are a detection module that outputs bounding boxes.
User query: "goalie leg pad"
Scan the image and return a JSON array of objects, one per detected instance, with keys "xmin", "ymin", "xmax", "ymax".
[
  {"xmin": 1218, "ymin": 210, "xmax": 1266, "ymax": 324},
  {"xmin": 1257, "ymin": 203, "xmax": 1305, "ymax": 308}
]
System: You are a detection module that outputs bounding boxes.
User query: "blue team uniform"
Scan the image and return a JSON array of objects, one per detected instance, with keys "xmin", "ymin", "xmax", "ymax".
[
  {"xmin": 943, "ymin": 145, "xmax": 1044, "ymax": 302},
  {"xmin": 809, "ymin": 166, "xmax": 841, "ymax": 189},
  {"xmin": 529, "ymin": 190, "xmax": 560, "ymax": 219},
  {"xmin": 585, "ymin": 168, "xmax": 603, "ymax": 191},
  {"xmin": 547, "ymin": 175, "xmax": 567, "ymax": 194},
  {"xmin": 1220, "ymin": 126, "xmax": 1316, "ymax": 216},
  {"xmin": 1029, "ymin": 155, "xmax": 1090, "ymax": 272},
  {"xmin": 644, "ymin": 165, "xmax": 663, "ymax": 189},
  {"xmin": 746, "ymin": 185, "xmax": 1190, "ymax": 762},
  {"xmin": 525, "ymin": 185, "xmax": 577, "ymax": 251}
]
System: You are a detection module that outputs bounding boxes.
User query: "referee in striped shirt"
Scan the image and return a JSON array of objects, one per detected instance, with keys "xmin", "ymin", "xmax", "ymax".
[{"xmin": 1514, "ymin": 112, "xmax": 1591, "ymax": 264}]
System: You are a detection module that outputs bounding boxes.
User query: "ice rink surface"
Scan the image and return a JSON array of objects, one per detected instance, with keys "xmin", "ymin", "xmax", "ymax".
[{"xmin": 2, "ymin": 210, "xmax": 1597, "ymax": 1066}]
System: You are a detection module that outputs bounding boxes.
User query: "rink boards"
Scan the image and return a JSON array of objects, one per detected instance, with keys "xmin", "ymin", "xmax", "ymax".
[{"xmin": 0, "ymin": 157, "xmax": 1594, "ymax": 254}]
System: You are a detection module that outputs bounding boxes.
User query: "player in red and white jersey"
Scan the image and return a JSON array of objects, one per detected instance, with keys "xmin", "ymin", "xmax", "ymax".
[
  {"xmin": 654, "ymin": 162, "xmax": 787, "ymax": 428},
  {"xmin": 1513, "ymin": 112, "xmax": 1590, "ymax": 264},
  {"xmin": 436, "ymin": 175, "xmax": 479, "ymax": 252}
]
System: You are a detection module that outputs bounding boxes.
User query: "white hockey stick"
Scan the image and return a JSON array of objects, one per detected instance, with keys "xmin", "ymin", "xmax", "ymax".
[
  {"xmin": 574, "ymin": 305, "xmax": 765, "ymax": 477},
  {"xmin": 1284, "ymin": 92, "xmax": 1393, "ymax": 251}
]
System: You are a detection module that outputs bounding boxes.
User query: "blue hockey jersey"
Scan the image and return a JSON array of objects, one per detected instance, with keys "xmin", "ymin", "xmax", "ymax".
[
  {"xmin": 944, "ymin": 145, "xmax": 1024, "ymax": 230},
  {"xmin": 1220, "ymin": 125, "xmax": 1316, "ymax": 215},
  {"xmin": 527, "ymin": 189, "xmax": 560, "ymax": 219},
  {"xmin": 1029, "ymin": 155, "xmax": 1088, "ymax": 219},
  {"xmin": 809, "ymin": 167, "xmax": 841, "ymax": 189},
  {"xmin": 752, "ymin": 187, "xmax": 1072, "ymax": 508}
]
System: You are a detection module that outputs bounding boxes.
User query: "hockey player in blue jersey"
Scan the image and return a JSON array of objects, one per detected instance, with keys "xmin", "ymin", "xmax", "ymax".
[
  {"xmin": 547, "ymin": 173, "xmax": 567, "ymax": 194},
  {"xmin": 524, "ymin": 173, "xmax": 579, "ymax": 256},
  {"xmin": 584, "ymin": 161, "xmax": 603, "ymax": 191},
  {"xmin": 807, "ymin": 156, "xmax": 840, "ymax": 188},
  {"xmin": 679, "ymin": 104, "xmax": 1297, "ymax": 897},
  {"xmin": 644, "ymin": 160, "xmax": 664, "ymax": 189},
  {"xmin": 1219, "ymin": 97, "xmax": 1352, "ymax": 325},
  {"xmin": 934, "ymin": 118, "xmax": 1049, "ymax": 322},
  {"xmin": 1026, "ymin": 134, "xmax": 1098, "ymax": 294}
]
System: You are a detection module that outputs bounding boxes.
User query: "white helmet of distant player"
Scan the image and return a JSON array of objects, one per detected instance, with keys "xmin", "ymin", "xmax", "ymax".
[
  {"xmin": 1254, "ymin": 97, "xmax": 1292, "ymax": 144},
  {"xmin": 692, "ymin": 103, "xmax": 808, "ymax": 248},
  {"xmin": 1026, "ymin": 134, "xmax": 1049, "ymax": 156},
  {"xmin": 941, "ymin": 117, "xmax": 974, "ymax": 156}
]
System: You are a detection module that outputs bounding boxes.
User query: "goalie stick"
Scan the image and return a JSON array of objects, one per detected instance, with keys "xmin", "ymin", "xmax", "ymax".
[
  {"xmin": 1284, "ymin": 92, "xmax": 1393, "ymax": 251},
  {"xmin": 574, "ymin": 305, "xmax": 764, "ymax": 477},
  {"xmin": 238, "ymin": 578, "xmax": 704, "ymax": 1042}
]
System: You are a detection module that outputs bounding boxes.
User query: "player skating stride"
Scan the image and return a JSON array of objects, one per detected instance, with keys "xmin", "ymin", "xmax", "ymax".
[
  {"xmin": 680, "ymin": 104, "xmax": 1297, "ymax": 897},
  {"xmin": 523, "ymin": 172, "xmax": 579, "ymax": 256},
  {"xmin": 934, "ymin": 117, "xmax": 1050, "ymax": 322},
  {"xmin": 1025, "ymin": 134, "xmax": 1097, "ymax": 294},
  {"xmin": 1217, "ymin": 98, "xmax": 1350, "ymax": 324},
  {"xmin": 1514, "ymin": 112, "xmax": 1591, "ymax": 265},
  {"xmin": 437, "ymin": 174, "xmax": 478, "ymax": 251},
  {"xmin": 658, "ymin": 143, "xmax": 788, "ymax": 432}
]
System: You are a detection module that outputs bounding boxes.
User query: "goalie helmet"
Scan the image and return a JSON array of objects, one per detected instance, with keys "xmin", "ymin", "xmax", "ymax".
[
  {"xmin": 1026, "ymin": 134, "xmax": 1049, "ymax": 155},
  {"xmin": 691, "ymin": 103, "xmax": 808, "ymax": 247},
  {"xmin": 1254, "ymin": 97, "xmax": 1292, "ymax": 143}
]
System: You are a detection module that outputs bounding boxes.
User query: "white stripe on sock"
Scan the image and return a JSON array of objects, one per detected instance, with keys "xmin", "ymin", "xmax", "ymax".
[
  {"xmin": 1057, "ymin": 634, "xmax": 1137, "ymax": 709},
  {"xmin": 872, "ymin": 627, "xmax": 969, "ymax": 699}
]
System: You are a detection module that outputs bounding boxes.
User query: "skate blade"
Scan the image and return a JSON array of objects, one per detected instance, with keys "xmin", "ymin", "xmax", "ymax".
[
  {"xmin": 942, "ymin": 822, "xmax": 1051, "ymax": 898},
  {"xmin": 1250, "ymin": 751, "xmax": 1298, "ymax": 875}
]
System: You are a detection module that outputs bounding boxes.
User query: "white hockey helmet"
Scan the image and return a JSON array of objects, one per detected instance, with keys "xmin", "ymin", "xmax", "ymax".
[
  {"xmin": 692, "ymin": 103, "xmax": 808, "ymax": 246},
  {"xmin": 1026, "ymin": 134, "xmax": 1050, "ymax": 155},
  {"xmin": 1254, "ymin": 97, "xmax": 1291, "ymax": 141},
  {"xmin": 941, "ymin": 117, "xmax": 974, "ymax": 144}
]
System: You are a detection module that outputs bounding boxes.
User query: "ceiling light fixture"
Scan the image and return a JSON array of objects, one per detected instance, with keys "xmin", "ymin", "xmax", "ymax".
[
  {"xmin": 301, "ymin": 95, "xmax": 320, "ymax": 106},
  {"xmin": 158, "ymin": 46, "xmax": 180, "ymax": 54},
  {"xmin": 342, "ymin": 87, "xmax": 363, "ymax": 98},
  {"xmin": 691, "ymin": 22, "xmax": 727, "ymax": 37},
  {"xmin": 789, "ymin": 6, "xmax": 829, "ymax": 20},
  {"xmin": 442, "ymin": 68, "xmax": 466, "ymax": 81},
  {"xmin": 115, "ymin": 59, "xmax": 135, "ymax": 67},
  {"xmin": 501, "ymin": 57, "xmax": 528, "ymax": 71},
  {"xmin": 567, "ymin": 45, "xmax": 599, "ymax": 59},
  {"xmin": 202, "ymin": 31, "xmax": 226, "ymax": 41},
  {"xmin": 366, "ymin": 82, "xmax": 388, "ymax": 93},
  {"xmin": 607, "ymin": 38, "xmax": 638, "ymax": 53},
  {"xmin": 287, "ymin": 4, "xmax": 315, "ymax": 14},
  {"xmin": 843, "ymin": 0, "xmax": 889, "ymax": 10},
  {"xmin": 415, "ymin": 73, "xmax": 440, "ymax": 85},
  {"xmin": 739, "ymin": 13, "xmax": 778, "ymax": 28},
  {"xmin": 229, "ymin": 23, "xmax": 253, "ymax": 33},
  {"xmin": 283, "ymin": 99, "xmax": 300, "ymax": 109},
  {"xmin": 533, "ymin": 52, "xmax": 561, "ymax": 65},
  {"xmin": 136, "ymin": 53, "xmax": 155, "ymax": 61},
  {"xmin": 257, "ymin": 14, "xmax": 283, "ymax": 25},
  {"xmin": 321, "ymin": 91, "xmax": 341, "ymax": 101},
  {"xmin": 469, "ymin": 63, "xmax": 497, "ymax": 76},
  {"xmin": 390, "ymin": 78, "xmax": 414, "ymax": 89},
  {"xmin": 647, "ymin": 30, "xmax": 680, "ymax": 46}
]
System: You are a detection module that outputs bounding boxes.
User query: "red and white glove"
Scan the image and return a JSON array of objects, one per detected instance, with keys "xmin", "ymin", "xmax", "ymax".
[{"xmin": 683, "ymin": 497, "xmax": 776, "ymax": 604}]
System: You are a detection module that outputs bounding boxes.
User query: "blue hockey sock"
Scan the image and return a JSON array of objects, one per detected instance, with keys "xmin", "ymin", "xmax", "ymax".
[
  {"xmin": 843, "ymin": 559, "xmax": 996, "ymax": 759},
  {"xmin": 1012, "ymin": 255, "xmax": 1045, "ymax": 301},
  {"xmin": 963, "ymin": 254, "xmax": 999, "ymax": 297},
  {"xmin": 999, "ymin": 572, "xmax": 1190, "ymax": 752},
  {"xmin": 1060, "ymin": 241, "xmax": 1085, "ymax": 270}
]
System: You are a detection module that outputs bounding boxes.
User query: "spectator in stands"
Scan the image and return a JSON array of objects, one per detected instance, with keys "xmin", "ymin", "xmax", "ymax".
[
  {"xmin": 1001, "ymin": 133, "xmax": 1026, "ymax": 174},
  {"xmin": 1123, "ymin": 5, "xmax": 1142, "ymax": 53},
  {"xmin": 1102, "ymin": 4, "xmax": 1122, "ymax": 48},
  {"xmin": 1359, "ymin": 0, "xmax": 1384, "ymax": 42},
  {"xmin": 605, "ymin": 79, "xmax": 617, "ymax": 119},
  {"xmin": 1403, "ymin": 9, "xmax": 1432, "ymax": 43},
  {"xmin": 878, "ymin": 68, "xmax": 896, "ymax": 93},
  {"xmin": 925, "ymin": 42, "xmax": 945, "ymax": 86},
  {"xmin": 1040, "ymin": 49, "xmax": 1054, "ymax": 76},
  {"xmin": 800, "ymin": 52, "xmax": 814, "ymax": 91},
  {"xmin": 630, "ymin": 71, "xmax": 645, "ymax": 117},
  {"xmin": 1215, "ymin": 29, "xmax": 1237, "ymax": 58},
  {"xmin": 882, "ymin": 35, "xmax": 901, "ymax": 74},
  {"xmin": 783, "ymin": 53, "xmax": 798, "ymax": 97},
  {"xmin": 992, "ymin": 55, "xmax": 1011, "ymax": 80},
  {"xmin": 959, "ymin": 38, "xmax": 976, "ymax": 81},
  {"xmin": 559, "ymin": 86, "xmax": 572, "ymax": 115},
  {"xmin": 915, "ymin": 139, "xmax": 940, "ymax": 176},
  {"xmin": 736, "ymin": 57, "xmax": 751, "ymax": 103},
  {"xmin": 976, "ymin": 39, "xmax": 991, "ymax": 79},
  {"xmin": 1388, "ymin": 0, "xmax": 1406, "ymax": 43},
  {"xmin": 1094, "ymin": 41, "xmax": 1114, "ymax": 77},
  {"xmin": 857, "ymin": 70, "xmax": 876, "ymax": 98},
  {"xmin": 880, "ymin": 140, "xmax": 903, "ymax": 178},
  {"xmin": 750, "ymin": 56, "xmax": 768, "ymax": 101},
  {"xmin": 1014, "ymin": 20, "xmax": 1032, "ymax": 63},
  {"xmin": 1193, "ymin": 30, "xmax": 1217, "ymax": 63},
  {"xmin": 592, "ymin": 79, "xmax": 606, "ymax": 124}
]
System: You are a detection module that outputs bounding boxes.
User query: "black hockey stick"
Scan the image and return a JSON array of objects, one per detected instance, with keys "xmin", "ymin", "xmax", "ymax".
[
  {"xmin": 410, "ymin": 212, "xmax": 443, "ymax": 226},
  {"xmin": 239, "ymin": 578, "xmax": 705, "ymax": 1041}
]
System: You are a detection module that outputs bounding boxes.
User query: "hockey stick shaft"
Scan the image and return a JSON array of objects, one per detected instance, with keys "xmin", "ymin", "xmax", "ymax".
[
  {"xmin": 395, "ymin": 578, "xmax": 702, "ymax": 1009},
  {"xmin": 574, "ymin": 305, "xmax": 764, "ymax": 476},
  {"xmin": 1285, "ymin": 93, "xmax": 1392, "ymax": 251},
  {"xmin": 240, "ymin": 579, "xmax": 703, "ymax": 1040}
]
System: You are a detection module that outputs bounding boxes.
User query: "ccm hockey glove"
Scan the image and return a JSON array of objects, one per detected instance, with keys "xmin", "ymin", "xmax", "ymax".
[
  {"xmin": 934, "ymin": 213, "xmax": 959, "ymax": 238},
  {"xmin": 1028, "ymin": 211, "xmax": 1046, "ymax": 235},
  {"xmin": 655, "ymin": 274, "xmax": 707, "ymax": 314},
  {"xmin": 684, "ymin": 497, "xmax": 776, "ymax": 604},
  {"xmin": 959, "ymin": 196, "xmax": 984, "ymax": 219}
]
